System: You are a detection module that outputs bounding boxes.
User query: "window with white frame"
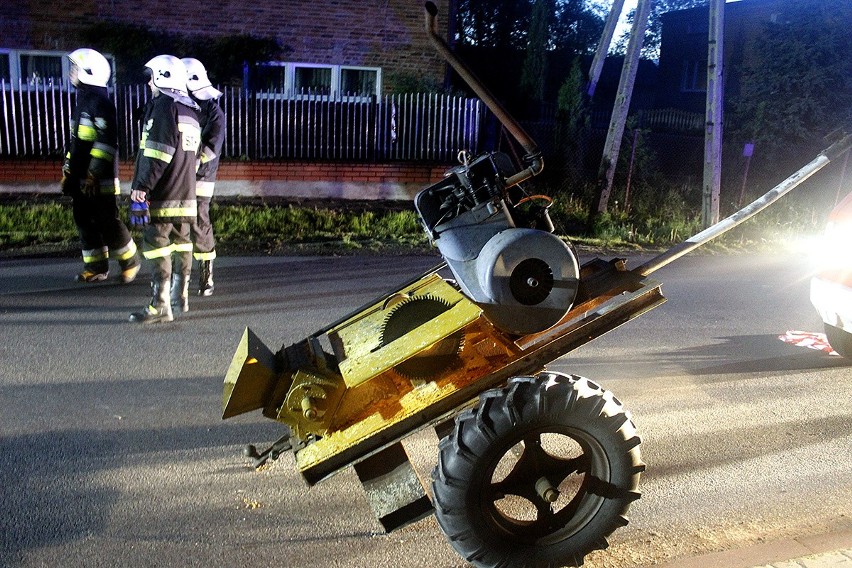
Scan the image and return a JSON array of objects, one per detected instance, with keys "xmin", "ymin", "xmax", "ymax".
[
  {"xmin": 255, "ymin": 62, "xmax": 381, "ymax": 100},
  {"xmin": 294, "ymin": 65, "xmax": 332, "ymax": 96},
  {"xmin": 255, "ymin": 61, "xmax": 288, "ymax": 92},
  {"xmin": 0, "ymin": 49, "xmax": 115, "ymax": 89},
  {"xmin": 340, "ymin": 67, "xmax": 378, "ymax": 98}
]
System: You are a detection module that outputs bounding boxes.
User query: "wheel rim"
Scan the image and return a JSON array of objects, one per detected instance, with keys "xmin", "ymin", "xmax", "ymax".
[{"xmin": 480, "ymin": 426, "xmax": 610, "ymax": 546}]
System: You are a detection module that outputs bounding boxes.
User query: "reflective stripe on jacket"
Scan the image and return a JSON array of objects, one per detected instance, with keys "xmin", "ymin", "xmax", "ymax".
[
  {"xmin": 132, "ymin": 94, "xmax": 201, "ymax": 223},
  {"xmin": 64, "ymin": 85, "xmax": 120, "ymax": 190},
  {"xmin": 195, "ymin": 97, "xmax": 226, "ymax": 188},
  {"xmin": 196, "ymin": 180, "xmax": 215, "ymax": 198}
]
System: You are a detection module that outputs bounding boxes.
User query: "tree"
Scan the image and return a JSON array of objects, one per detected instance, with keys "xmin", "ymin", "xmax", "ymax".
[
  {"xmin": 553, "ymin": 0, "xmax": 606, "ymax": 55},
  {"xmin": 453, "ymin": 0, "xmax": 605, "ymax": 109},
  {"xmin": 456, "ymin": 0, "xmax": 604, "ymax": 53},
  {"xmin": 520, "ymin": 0, "xmax": 556, "ymax": 104},
  {"xmin": 731, "ymin": 0, "xmax": 852, "ymax": 178},
  {"xmin": 553, "ymin": 59, "xmax": 590, "ymax": 189},
  {"xmin": 454, "ymin": 0, "xmax": 534, "ymax": 49}
]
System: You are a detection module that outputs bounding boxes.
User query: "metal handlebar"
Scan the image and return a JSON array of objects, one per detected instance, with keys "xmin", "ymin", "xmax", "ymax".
[{"xmin": 635, "ymin": 133, "xmax": 852, "ymax": 277}]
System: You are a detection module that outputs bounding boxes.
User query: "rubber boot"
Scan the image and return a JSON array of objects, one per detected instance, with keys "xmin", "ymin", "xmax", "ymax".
[
  {"xmin": 76, "ymin": 269, "xmax": 109, "ymax": 283},
  {"xmin": 170, "ymin": 273, "xmax": 190, "ymax": 313},
  {"xmin": 198, "ymin": 260, "xmax": 214, "ymax": 296},
  {"xmin": 129, "ymin": 276, "xmax": 174, "ymax": 323},
  {"xmin": 76, "ymin": 261, "xmax": 109, "ymax": 282},
  {"xmin": 120, "ymin": 263, "xmax": 141, "ymax": 284},
  {"xmin": 120, "ymin": 254, "xmax": 142, "ymax": 284}
]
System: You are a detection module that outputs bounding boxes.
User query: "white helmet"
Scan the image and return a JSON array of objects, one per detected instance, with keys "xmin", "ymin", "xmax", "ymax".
[
  {"xmin": 181, "ymin": 57, "xmax": 222, "ymax": 100},
  {"xmin": 68, "ymin": 48, "xmax": 111, "ymax": 87},
  {"xmin": 145, "ymin": 55, "xmax": 188, "ymax": 93}
]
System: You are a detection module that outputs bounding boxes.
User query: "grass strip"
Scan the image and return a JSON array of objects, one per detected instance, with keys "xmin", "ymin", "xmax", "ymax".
[{"xmin": 0, "ymin": 195, "xmax": 828, "ymax": 255}]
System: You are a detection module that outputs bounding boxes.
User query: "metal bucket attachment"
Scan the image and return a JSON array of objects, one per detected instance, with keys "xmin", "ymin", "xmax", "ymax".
[
  {"xmin": 353, "ymin": 442, "xmax": 434, "ymax": 532},
  {"xmin": 223, "ymin": 328, "xmax": 278, "ymax": 419}
]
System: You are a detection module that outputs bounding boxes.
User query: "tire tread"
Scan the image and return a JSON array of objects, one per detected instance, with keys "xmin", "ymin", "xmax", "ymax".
[{"xmin": 432, "ymin": 372, "xmax": 643, "ymax": 568}]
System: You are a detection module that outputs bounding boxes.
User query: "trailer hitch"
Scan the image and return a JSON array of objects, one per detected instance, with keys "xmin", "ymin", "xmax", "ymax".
[{"xmin": 242, "ymin": 428, "xmax": 294, "ymax": 469}]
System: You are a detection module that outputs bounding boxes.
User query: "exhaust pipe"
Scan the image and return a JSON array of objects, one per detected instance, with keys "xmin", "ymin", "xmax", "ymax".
[{"xmin": 424, "ymin": 1, "xmax": 543, "ymax": 187}]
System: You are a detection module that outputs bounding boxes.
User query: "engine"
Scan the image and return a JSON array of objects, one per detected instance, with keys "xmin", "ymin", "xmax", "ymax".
[{"xmin": 414, "ymin": 151, "xmax": 580, "ymax": 335}]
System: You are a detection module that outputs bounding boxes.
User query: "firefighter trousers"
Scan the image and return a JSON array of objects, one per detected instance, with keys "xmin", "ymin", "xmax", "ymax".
[
  {"xmin": 141, "ymin": 222, "xmax": 193, "ymax": 284},
  {"xmin": 191, "ymin": 197, "xmax": 216, "ymax": 261},
  {"xmin": 72, "ymin": 193, "xmax": 138, "ymax": 272}
]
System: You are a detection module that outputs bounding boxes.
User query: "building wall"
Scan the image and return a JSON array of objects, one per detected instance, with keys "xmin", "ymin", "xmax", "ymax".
[
  {"xmin": 0, "ymin": 0, "xmax": 449, "ymax": 90},
  {"xmin": 0, "ymin": 159, "xmax": 452, "ymax": 200}
]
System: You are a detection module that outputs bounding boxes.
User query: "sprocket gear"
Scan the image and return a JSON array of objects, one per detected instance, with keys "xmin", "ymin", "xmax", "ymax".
[{"xmin": 380, "ymin": 295, "xmax": 464, "ymax": 379}]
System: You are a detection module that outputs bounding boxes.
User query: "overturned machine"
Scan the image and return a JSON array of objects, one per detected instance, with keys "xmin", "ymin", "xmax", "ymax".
[{"xmin": 221, "ymin": 3, "xmax": 852, "ymax": 567}]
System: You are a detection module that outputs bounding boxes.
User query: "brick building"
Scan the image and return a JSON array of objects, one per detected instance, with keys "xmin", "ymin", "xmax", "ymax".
[
  {"xmin": 0, "ymin": 1, "xmax": 465, "ymax": 199},
  {"xmin": 0, "ymin": 0, "xmax": 450, "ymax": 95}
]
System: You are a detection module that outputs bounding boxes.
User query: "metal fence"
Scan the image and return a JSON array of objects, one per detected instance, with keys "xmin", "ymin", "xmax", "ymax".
[
  {"xmin": 0, "ymin": 79, "xmax": 484, "ymax": 162},
  {"xmin": 0, "ymin": 79, "xmax": 75, "ymax": 157}
]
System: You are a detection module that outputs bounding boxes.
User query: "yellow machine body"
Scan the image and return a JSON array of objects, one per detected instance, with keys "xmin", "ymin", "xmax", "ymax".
[
  {"xmin": 219, "ymin": 0, "xmax": 850, "ymax": 550},
  {"xmin": 223, "ymin": 259, "xmax": 665, "ymax": 485}
]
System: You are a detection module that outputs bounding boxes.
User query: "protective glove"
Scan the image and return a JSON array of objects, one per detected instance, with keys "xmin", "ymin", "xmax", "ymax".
[
  {"xmin": 60, "ymin": 174, "xmax": 80, "ymax": 196},
  {"xmin": 130, "ymin": 200, "xmax": 150, "ymax": 227},
  {"xmin": 81, "ymin": 173, "xmax": 99, "ymax": 197}
]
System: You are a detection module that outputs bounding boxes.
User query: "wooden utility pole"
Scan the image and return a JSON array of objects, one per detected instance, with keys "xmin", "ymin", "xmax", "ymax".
[
  {"xmin": 703, "ymin": 0, "xmax": 724, "ymax": 227},
  {"xmin": 593, "ymin": 0, "xmax": 651, "ymax": 216},
  {"xmin": 587, "ymin": 0, "xmax": 626, "ymax": 98}
]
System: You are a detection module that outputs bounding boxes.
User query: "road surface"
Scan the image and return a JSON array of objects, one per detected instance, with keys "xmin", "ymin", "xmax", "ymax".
[{"xmin": 1, "ymin": 251, "xmax": 849, "ymax": 567}]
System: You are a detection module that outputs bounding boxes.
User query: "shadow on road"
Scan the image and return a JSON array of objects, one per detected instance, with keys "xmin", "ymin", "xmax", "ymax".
[
  {"xmin": 685, "ymin": 333, "xmax": 850, "ymax": 376},
  {"xmin": 643, "ymin": 412, "xmax": 852, "ymax": 482},
  {"xmin": 0, "ymin": 373, "xmax": 289, "ymax": 565},
  {"xmin": 0, "ymin": 429, "xmax": 119, "ymax": 564},
  {"xmin": 560, "ymin": 333, "xmax": 848, "ymax": 382}
]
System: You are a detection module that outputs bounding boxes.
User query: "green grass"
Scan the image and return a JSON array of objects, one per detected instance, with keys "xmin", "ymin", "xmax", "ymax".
[
  {"xmin": 545, "ymin": 181, "xmax": 829, "ymax": 252},
  {"xmin": 0, "ymin": 190, "xmax": 829, "ymax": 256},
  {"xmin": 210, "ymin": 203, "xmax": 423, "ymax": 244},
  {"xmin": 206, "ymin": 203, "xmax": 429, "ymax": 254},
  {"xmin": 0, "ymin": 201, "xmax": 79, "ymax": 248},
  {"xmin": 0, "ymin": 198, "xmax": 431, "ymax": 254}
]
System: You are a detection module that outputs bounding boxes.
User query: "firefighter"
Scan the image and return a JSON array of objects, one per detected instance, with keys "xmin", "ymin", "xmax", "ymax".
[
  {"xmin": 63, "ymin": 48, "xmax": 140, "ymax": 284},
  {"xmin": 181, "ymin": 57, "xmax": 225, "ymax": 298},
  {"xmin": 128, "ymin": 55, "xmax": 201, "ymax": 324}
]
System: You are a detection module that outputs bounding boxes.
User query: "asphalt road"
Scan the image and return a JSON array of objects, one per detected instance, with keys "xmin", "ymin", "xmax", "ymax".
[{"xmin": 1, "ymin": 251, "xmax": 850, "ymax": 568}]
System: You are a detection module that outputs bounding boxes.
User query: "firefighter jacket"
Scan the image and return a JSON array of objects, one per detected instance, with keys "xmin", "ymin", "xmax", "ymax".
[
  {"xmin": 64, "ymin": 84, "xmax": 120, "ymax": 195},
  {"xmin": 194, "ymin": 97, "xmax": 226, "ymax": 199},
  {"xmin": 132, "ymin": 93, "xmax": 201, "ymax": 224}
]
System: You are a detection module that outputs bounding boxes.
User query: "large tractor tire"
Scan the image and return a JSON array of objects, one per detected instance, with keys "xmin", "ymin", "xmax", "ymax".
[{"xmin": 431, "ymin": 372, "xmax": 644, "ymax": 568}]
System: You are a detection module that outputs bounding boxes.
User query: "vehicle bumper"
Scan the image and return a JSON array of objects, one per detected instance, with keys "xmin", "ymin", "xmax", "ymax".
[{"xmin": 811, "ymin": 275, "xmax": 852, "ymax": 330}]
